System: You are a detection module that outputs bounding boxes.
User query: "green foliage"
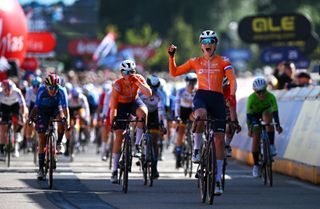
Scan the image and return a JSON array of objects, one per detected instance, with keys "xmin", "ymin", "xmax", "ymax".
[{"xmin": 98, "ymin": 0, "xmax": 320, "ymax": 72}]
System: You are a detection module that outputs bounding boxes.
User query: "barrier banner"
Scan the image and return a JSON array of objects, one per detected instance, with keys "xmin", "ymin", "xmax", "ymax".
[
  {"xmin": 284, "ymin": 100, "xmax": 320, "ymax": 166},
  {"xmin": 276, "ymin": 100, "xmax": 303, "ymax": 157},
  {"xmin": 231, "ymin": 98, "xmax": 252, "ymax": 152}
]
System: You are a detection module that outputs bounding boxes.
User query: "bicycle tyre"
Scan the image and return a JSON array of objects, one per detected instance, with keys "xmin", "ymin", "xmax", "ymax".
[
  {"xmin": 122, "ymin": 135, "xmax": 130, "ymax": 193},
  {"xmin": 148, "ymin": 137, "xmax": 154, "ymax": 187},
  {"xmin": 207, "ymin": 140, "xmax": 217, "ymax": 205},
  {"xmin": 33, "ymin": 137, "xmax": 38, "ymax": 165},
  {"xmin": 108, "ymin": 134, "xmax": 113, "ymax": 170},
  {"xmin": 6, "ymin": 127, "xmax": 12, "ymax": 168},
  {"xmin": 221, "ymin": 157, "xmax": 227, "ymax": 191},
  {"xmin": 199, "ymin": 148, "xmax": 207, "ymax": 203},
  {"xmin": 264, "ymin": 137, "xmax": 273, "ymax": 187},
  {"xmin": 48, "ymin": 135, "xmax": 54, "ymax": 189}
]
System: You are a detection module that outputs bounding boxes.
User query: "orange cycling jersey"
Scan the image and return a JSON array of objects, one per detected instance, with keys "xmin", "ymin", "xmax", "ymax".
[
  {"xmin": 169, "ymin": 55, "xmax": 236, "ymax": 94},
  {"xmin": 111, "ymin": 74, "xmax": 146, "ymax": 104}
]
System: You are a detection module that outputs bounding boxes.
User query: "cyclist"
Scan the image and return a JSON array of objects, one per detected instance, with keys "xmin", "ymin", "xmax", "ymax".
[
  {"xmin": 168, "ymin": 30, "xmax": 237, "ymax": 195},
  {"xmin": 66, "ymin": 87, "xmax": 90, "ymax": 152},
  {"xmin": 29, "ymin": 74, "xmax": 69, "ymax": 179},
  {"xmin": 109, "ymin": 59, "xmax": 152, "ymax": 183},
  {"xmin": 222, "ymin": 76, "xmax": 241, "ymax": 157},
  {"xmin": 25, "ymin": 76, "xmax": 42, "ymax": 152},
  {"xmin": 246, "ymin": 76, "xmax": 283, "ymax": 177},
  {"xmin": 140, "ymin": 74, "xmax": 166, "ymax": 178},
  {"xmin": 101, "ymin": 82, "xmax": 113, "ymax": 161},
  {"xmin": 0, "ymin": 79, "xmax": 27, "ymax": 159},
  {"xmin": 174, "ymin": 72, "xmax": 197, "ymax": 168}
]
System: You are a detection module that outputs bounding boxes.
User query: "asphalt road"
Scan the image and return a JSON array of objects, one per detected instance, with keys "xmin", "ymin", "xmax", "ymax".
[{"xmin": 0, "ymin": 143, "xmax": 319, "ymax": 209}]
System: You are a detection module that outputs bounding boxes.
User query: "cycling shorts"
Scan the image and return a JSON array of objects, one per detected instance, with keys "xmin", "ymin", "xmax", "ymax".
[
  {"xmin": 36, "ymin": 106, "xmax": 60, "ymax": 133},
  {"xmin": 0, "ymin": 102, "xmax": 20, "ymax": 124},
  {"xmin": 113, "ymin": 98, "xmax": 146, "ymax": 130},
  {"xmin": 147, "ymin": 110, "xmax": 159, "ymax": 130},
  {"xmin": 180, "ymin": 106, "xmax": 193, "ymax": 124},
  {"xmin": 193, "ymin": 90, "xmax": 226, "ymax": 133}
]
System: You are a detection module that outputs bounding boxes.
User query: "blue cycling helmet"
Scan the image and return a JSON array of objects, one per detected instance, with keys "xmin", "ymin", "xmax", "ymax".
[
  {"xmin": 71, "ymin": 87, "xmax": 82, "ymax": 98},
  {"xmin": 31, "ymin": 76, "xmax": 42, "ymax": 88}
]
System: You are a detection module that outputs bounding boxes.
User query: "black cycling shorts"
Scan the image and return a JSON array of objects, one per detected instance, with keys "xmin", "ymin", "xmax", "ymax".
[{"xmin": 193, "ymin": 90, "xmax": 226, "ymax": 133}]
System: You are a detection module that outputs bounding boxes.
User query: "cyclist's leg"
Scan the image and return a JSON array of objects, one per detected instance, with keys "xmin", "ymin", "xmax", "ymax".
[
  {"xmin": 110, "ymin": 103, "xmax": 129, "ymax": 182},
  {"xmin": 0, "ymin": 124, "xmax": 8, "ymax": 159},
  {"xmin": 133, "ymin": 99, "xmax": 148, "ymax": 147},
  {"xmin": 206, "ymin": 92, "xmax": 226, "ymax": 194},
  {"xmin": 251, "ymin": 115, "xmax": 262, "ymax": 177},
  {"xmin": 35, "ymin": 113, "xmax": 50, "ymax": 179},
  {"xmin": 56, "ymin": 107, "xmax": 68, "ymax": 154},
  {"xmin": 175, "ymin": 122, "xmax": 185, "ymax": 167},
  {"xmin": 192, "ymin": 90, "xmax": 208, "ymax": 163},
  {"xmin": 262, "ymin": 110, "xmax": 276, "ymax": 156}
]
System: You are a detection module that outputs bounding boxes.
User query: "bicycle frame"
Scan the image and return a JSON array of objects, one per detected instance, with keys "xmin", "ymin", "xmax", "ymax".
[
  {"xmin": 194, "ymin": 117, "xmax": 218, "ymax": 205},
  {"xmin": 183, "ymin": 120, "xmax": 193, "ymax": 178},
  {"xmin": 140, "ymin": 129, "xmax": 157, "ymax": 187},
  {"xmin": 260, "ymin": 122, "xmax": 275, "ymax": 187},
  {"xmin": 44, "ymin": 118, "xmax": 64, "ymax": 189},
  {"xmin": 115, "ymin": 117, "xmax": 143, "ymax": 193}
]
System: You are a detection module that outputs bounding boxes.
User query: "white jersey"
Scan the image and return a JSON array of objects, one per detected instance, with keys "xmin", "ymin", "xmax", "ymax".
[
  {"xmin": 175, "ymin": 87, "xmax": 196, "ymax": 116},
  {"xmin": 68, "ymin": 93, "xmax": 90, "ymax": 123},
  {"xmin": 140, "ymin": 90, "xmax": 165, "ymax": 121},
  {"xmin": 25, "ymin": 87, "xmax": 37, "ymax": 107},
  {"xmin": 0, "ymin": 87, "xmax": 26, "ymax": 107},
  {"xmin": 102, "ymin": 89, "xmax": 112, "ymax": 116}
]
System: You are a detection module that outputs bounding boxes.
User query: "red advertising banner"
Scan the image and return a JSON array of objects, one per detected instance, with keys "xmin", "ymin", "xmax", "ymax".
[
  {"xmin": 21, "ymin": 57, "xmax": 38, "ymax": 71},
  {"xmin": 68, "ymin": 39, "xmax": 100, "ymax": 56},
  {"xmin": 0, "ymin": 0, "xmax": 28, "ymax": 66},
  {"xmin": 27, "ymin": 32, "xmax": 56, "ymax": 53}
]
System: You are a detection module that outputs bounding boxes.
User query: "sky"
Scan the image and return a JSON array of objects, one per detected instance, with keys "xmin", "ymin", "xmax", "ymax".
[{"xmin": 18, "ymin": 0, "xmax": 77, "ymax": 6}]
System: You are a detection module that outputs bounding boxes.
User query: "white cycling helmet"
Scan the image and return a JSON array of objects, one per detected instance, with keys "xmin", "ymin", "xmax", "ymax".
[
  {"xmin": 120, "ymin": 59, "xmax": 136, "ymax": 73},
  {"xmin": 185, "ymin": 72, "xmax": 197, "ymax": 83},
  {"xmin": 252, "ymin": 76, "xmax": 267, "ymax": 91},
  {"xmin": 147, "ymin": 75, "xmax": 160, "ymax": 88},
  {"xmin": 222, "ymin": 76, "xmax": 229, "ymax": 87},
  {"xmin": 199, "ymin": 30, "xmax": 218, "ymax": 43}
]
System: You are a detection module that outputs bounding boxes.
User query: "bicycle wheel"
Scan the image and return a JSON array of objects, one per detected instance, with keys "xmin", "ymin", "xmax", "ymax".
[
  {"xmin": 48, "ymin": 135, "xmax": 54, "ymax": 189},
  {"xmin": 122, "ymin": 135, "xmax": 130, "ymax": 193},
  {"xmin": 189, "ymin": 149, "xmax": 193, "ymax": 178},
  {"xmin": 108, "ymin": 134, "xmax": 114, "ymax": 170},
  {"xmin": 33, "ymin": 137, "xmax": 38, "ymax": 165},
  {"xmin": 199, "ymin": 148, "xmax": 207, "ymax": 203},
  {"xmin": 261, "ymin": 141, "xmax": 267, "ymax": 185},
  {"xmin": 207, "ymin": 140, "xmax": 217, "ymax": 205},
  {"xmin": 264, "ymin": 138, "xmax": 273, "ymax": 187},
  {"xmin": 221, "ymin": 157, "xmax": 227, "ymax": 191},
  {"xmin": 147, "ymin": 137, "xmax": 154, "ymax": 187},
  {"xmin": 6, "ymin": 128, "xmax": 12, "ymax": 168}
]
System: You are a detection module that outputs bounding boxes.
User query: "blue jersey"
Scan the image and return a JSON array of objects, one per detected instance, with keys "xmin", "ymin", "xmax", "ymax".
[{"xmin": 35, "ymin": 85, "xmax": 68, "ymax": 109}]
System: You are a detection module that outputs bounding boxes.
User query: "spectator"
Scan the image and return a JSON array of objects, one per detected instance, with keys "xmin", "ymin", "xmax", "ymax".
[
  {"xmin": 273, "ymin": 61, "xmax": 295, "ymax": 90},
  {"xmin": 286, "ymin": 71, "xmax": 312, "ymax": 89}
]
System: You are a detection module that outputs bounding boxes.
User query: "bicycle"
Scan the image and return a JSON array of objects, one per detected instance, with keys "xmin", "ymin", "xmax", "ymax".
[
  {"xmin": 107, "ymin": 131, "xmax": 114, "ymax": 170},
  {"xmin": 257, "ymin": 121, "xmax": 277, "ymax": 187},
  {"xmin": 0, "ymin": 113, "xmax": 15, "ymax": 167},
  {"xmin": 114, "ymin": 117, "xmax": 143, "ymax": 193},
  {"xmin": 194, "ymin": 116, "xmax": 224, "ymax": 205},
  {"xmin": 139, "ymin": 128, "xmax": 158, "ymax": 187},
  {"xmin": 42, "ymin": 117, "xmax": 66, "ymax": 189},
  {"xmin": 182, "ymin": 120, "xmax": 193, "ymax": 178}
]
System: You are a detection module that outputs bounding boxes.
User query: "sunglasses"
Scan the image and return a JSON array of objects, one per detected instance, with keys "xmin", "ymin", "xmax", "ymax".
[
  {"xmin": 201, "ymin": 38, "xmax": 216, "ymax": 45},
  {"xmin": 256, "ymin": 90, "xmax": 266, "ymax": 95},
  {"xmin": 47, "ymin": 85, "xmax": 57, "ymax": 91},
  {"xmin": 121, "ymin": 70, "xmax": 134, "ymax": 75}
]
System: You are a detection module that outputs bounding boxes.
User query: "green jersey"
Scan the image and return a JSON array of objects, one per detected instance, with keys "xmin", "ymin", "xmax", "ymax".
[{"xmin": 246, "ymin": 91, "xmax": 278, "ymax": 114}]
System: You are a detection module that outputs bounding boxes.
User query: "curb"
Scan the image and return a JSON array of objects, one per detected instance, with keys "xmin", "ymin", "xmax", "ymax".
[{"xmin": 233, "ymin": 148, "xmax": 320, "ymax": 185}]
